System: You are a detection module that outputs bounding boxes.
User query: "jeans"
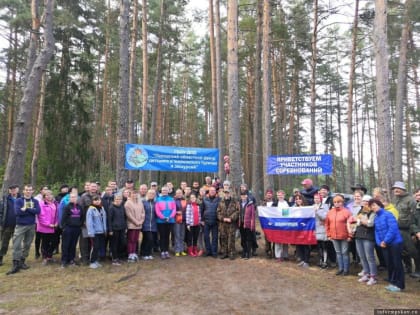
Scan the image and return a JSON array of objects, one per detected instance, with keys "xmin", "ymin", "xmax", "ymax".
[
  {"xmin": 355, "ymin": 238, "xmax": 377, "ymax": 276},
  {"xmin": 332, "ymin": 239, "xmax": 349, "ymax": 272},
  {"xmin": 204, "ymin": 223, "xmax": 218, "ymax": 255},
  {"xmin": 89, "ymin": 234, "xmax": 105, "ymax": 263},
  {"xmin": 12, "ymin": 224, "xmax": 35, "ymax": 261},
  {"xmin": 174, "ymin": 222, "xmax": 186, "ymax": 253}
]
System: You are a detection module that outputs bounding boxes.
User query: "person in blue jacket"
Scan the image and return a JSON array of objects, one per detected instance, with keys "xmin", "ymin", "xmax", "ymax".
[{"xmin": 369, "ymin": 198, "xmax": 404, "ymax": 292}]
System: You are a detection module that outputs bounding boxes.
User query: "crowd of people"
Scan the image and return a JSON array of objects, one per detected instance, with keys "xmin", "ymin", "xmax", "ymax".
[{"xmin": 0, "ymin": 176, "xmax": 419, "ymax": 294}]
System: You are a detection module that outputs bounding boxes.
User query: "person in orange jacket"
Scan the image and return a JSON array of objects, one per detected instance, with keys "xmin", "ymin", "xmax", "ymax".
[{"xmin": 325, "ymin": 194, "xmax": 352, "ymax": 276}]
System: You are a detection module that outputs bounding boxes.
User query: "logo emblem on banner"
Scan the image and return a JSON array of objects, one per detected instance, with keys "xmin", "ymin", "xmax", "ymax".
[{"xmin": 126, "ymin": 146, "xmax": 148, "ymax": 168}]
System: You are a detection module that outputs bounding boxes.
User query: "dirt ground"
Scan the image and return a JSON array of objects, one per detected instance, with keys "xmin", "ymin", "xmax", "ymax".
[{"xmin": 1, "ymin": 235, "xmax": 419, "ymax": 315}]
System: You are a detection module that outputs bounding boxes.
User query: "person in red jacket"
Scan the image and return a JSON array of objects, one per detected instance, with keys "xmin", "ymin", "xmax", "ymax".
[{"xmin": 325, "ymin": 194, "xmax": 352, "ymax": 276}]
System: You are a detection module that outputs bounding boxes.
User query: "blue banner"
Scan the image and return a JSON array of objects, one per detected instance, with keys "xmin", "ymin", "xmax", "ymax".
[
  {"xmin": 267, "ymin": 154, "xmax": 333, "ymax": 175},
  {"xmin": 125, "ymin": 144, "xmax": 219, "ymax": 172}
]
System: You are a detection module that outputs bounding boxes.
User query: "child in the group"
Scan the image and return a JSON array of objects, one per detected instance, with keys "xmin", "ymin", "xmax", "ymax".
[
  {"xmin": 60, "ymin": 192, "xmax": 83, "ymax": 267},
  {"xmin": 314, "ymin": 193, "xmax": 329, "ymax": 269},
  {"xmin": 186, "ymin": 194, "xmax": 202, "ymax": 257},
  {"xmin": 238, "ymin": 191, "xmax": 256, "ymax": 260},
  {"xmin": 86, "ymin": 195, "xmax": 107, "ymax": 269},
  {"xmin": 108, "ymin": 193, "xmax": 127, "ymax": 265}
]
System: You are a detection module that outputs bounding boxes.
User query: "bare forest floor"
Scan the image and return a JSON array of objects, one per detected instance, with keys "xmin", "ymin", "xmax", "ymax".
[{"xmin": 0, "ymin": 234, "xmax": 419, "ymax": 315}]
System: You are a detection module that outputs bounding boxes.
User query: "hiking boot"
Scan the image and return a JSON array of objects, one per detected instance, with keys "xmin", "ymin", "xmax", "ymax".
[
  {"xmin": 6, "ymin": 260, "xmax": 20, "ymax": 275},
  {"xmin": 20, "ymin": 259, "xmax": 30, "ymax": 270}
]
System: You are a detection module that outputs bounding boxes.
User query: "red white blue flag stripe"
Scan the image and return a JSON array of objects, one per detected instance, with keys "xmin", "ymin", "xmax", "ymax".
[{"xmin": 258, "ymin": 206, "xmax": 317, "ymax": 245}]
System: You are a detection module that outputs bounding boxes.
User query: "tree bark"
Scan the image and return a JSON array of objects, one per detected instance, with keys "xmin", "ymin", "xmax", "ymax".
[
  {"xmin": 209, "ymin": 0, "xmax": 217, "ymax": 153},
  {"xmin": 310, "ymin": 0, "xmax": 318, "ymax": 157},
  {"xmin": 30, "ymin": 72, "xmax": 46, "ymax": 187},
  {"xmin": 346, "ymin": 0, "xmax": 359, "ymax": 190},
  {"xmin": 150, "ymin": 0, "xmax": 165, "ymax": 145},
  {"xmin": 2, "ymin": 0, "xmax": 55, "ymax": 194},
  {"xmin": 373, "ymin": 0, "xmax": 393, "ymax": 194},
  {"xmin": 139, "ymin": 0, "xmax": 149, "ymax": 184},
  {"xmin": 393, "ymin": 0, "xmax": 411, "ymax": 181},
  {"xmin": 116, "ymin": 0, "xmax": 130, "ymax": 187},
  {"xmin": 262, "ymin": 0, "xmax": 272, "ymax": 192},
  {"xmin": 251, "ymin": 0, "xmax": 263, "ymax": 200},
  {"xmin": 215, "ymin": 0, "xmax": 224, "ymax": 177},
  {"xmin": 227, "ymin": 0, "xmax": 242, "ymax": 192}
]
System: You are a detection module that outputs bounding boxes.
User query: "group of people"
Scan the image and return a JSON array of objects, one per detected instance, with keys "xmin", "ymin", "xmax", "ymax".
[
  {"xmin": 0, "ymin": 177, "xmax": 258, "ymax": 271},
  {"xmin": 263, "ymin": 179, "xmax": 419, "ymax": 293},
  {"xmin": 0, "ymin": 176, "xmax": 419, "ymax": 294}
]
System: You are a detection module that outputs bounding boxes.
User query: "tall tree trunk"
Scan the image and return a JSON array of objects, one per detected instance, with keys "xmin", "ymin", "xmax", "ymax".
[
  {"xmin": 150, "ymin": 0, "xmax": 165, "ymax": 145},
  {"xmin": 140, "ymin": 0, "xmax": 149, "ymax": 184},
  {"xmin": 209, "ymin": 0, "xmax": 217, "ymax": 153},
  {"xmin": 2, "ymin": 0, "xmax": 55, "ymax": 194},
  {"xmin": 373, "ymin": 0, "xmax": 393, "ymax": 194},
  {"xmin": 30, "ymin": 72, "xmax": 46, "ymax": 187},
  {"xmin": 227, "ymin": 0, "xmax": 242, "ymax": 192},
  {"xmin": 262, "ymin": 0, "xmax": 272, "ymax": 192},
  {"xmin": 4, "ymin": 26, "xmax": 18, "ymax": 162},
  {"xmin": 346, "ymin": 0, "xmax": 359, "ymax": 190},
  {"xmin": 128, "ymin": 0, "xmax": 139, "ymax": 180},
  {"xmin": 393, "ymin": 0, "xmax": 412, "ymax": 181},
  {"xmin": 215, "ymin": 0, "xmax": 224, "ymax": 177},
  {"xmin": 101, "ymin": 0, "xmax": 111, "ymax": 167},
  {"xmin": 310, "ymin": 0, "xmax": 318, "ymax": 158},
  {"xmin": 129, "ymin": 0, "xmax": 139, "ymax": 145},
  {"xmin": 116, "ymin": 0, "xmax": 130, "ymax": 187},
  {"xmin": 251, "ymin": 0, "xmax": 263, "ymax": 199}
]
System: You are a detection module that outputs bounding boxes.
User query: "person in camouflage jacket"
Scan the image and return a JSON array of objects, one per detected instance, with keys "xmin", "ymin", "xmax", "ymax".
[
  {"xmin": 217, "ymin": 190, "xmax": 239, "ymax": 260},
  {"xmin": 391, "ymin": 181, "xmax": 417, "ymax": 276}
]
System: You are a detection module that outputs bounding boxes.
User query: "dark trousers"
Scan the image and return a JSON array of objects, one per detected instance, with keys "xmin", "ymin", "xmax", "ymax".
[
  {"xmin": 326, "ymin": 240, "xmax": 336, "ymax": 263},
  {"xmin": 240, "ymin": 227, "xmax": 253, "ymax": 257},
  {"xmin": 40, "ymin": 232, "xmax": 56, "ymax": 259},
  {"xmin": 89, "ymin": 234, "xmax": 105, "ymax": 263},
  {"xmin": 187, "ymin": 226, "xmax": 200, "ymax": 247},
  {"xmin": 375, "ymin": 244, "xmax": 387, "ymax": 267},
  {"xmin": 204, "ymin": 223, "xmax": 218, "ymax": 255},
  {"xmin": 61, "ymin": 226, "xmax": 81, "ymax": 264},
  {"xmin": 383, "ymin": 243, "xmax": 405, "ymax": 290},
  {"xmin": 110, "ymin": 229, "xmax": 126, "ymax": 260},
  {"xmin": 296, "ymin": 244, "xmax": 311, "ymax": 263},
  {"xmin": 158, "ymin": 224, "xmax": 173, "ymax": 252},
  {"xmin": 79, "ymin": 234, "xmax": 90, "ymax": 263},
  {"xmin": 0, "ymin": 226, "xmax": 15, "ymax": 257},
  {"xmin": 140, "ymin": 231, "xmax": 154, "ymax": 256},
  {"xmin": 35, "ymin": 230, "xmax": 42, "ymax": 256}
]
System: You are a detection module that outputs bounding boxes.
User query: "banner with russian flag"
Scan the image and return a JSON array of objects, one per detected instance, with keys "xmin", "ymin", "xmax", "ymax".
[{"xmin": 258, "ymin": 206, "xmax": 317, "ymax": 245}]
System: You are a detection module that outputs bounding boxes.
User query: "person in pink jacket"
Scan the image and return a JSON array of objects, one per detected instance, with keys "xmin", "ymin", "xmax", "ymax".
[
  {"xmin": 37, "ymin": 190, "xmax": 59, "ymax": 265},
  {"xmin": 124, "ymin": 190, "xmax": 145, "ymax": 263}
]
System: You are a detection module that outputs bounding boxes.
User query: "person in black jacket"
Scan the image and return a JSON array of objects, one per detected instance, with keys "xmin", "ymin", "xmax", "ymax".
[
  {"xmin": 0, "ymin": 185, "xmax": 20, "ymax": 266},
  {"xmin": 108, "ymin": 194, "xmax": 127, "ymax": 265},
  {"xmin": 60, "ymin": 193, "xmax": 83, "ymax": 268},
  {"xmin": 201, "ymin": 187, "xmax": 221, "ymax": 257}
]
